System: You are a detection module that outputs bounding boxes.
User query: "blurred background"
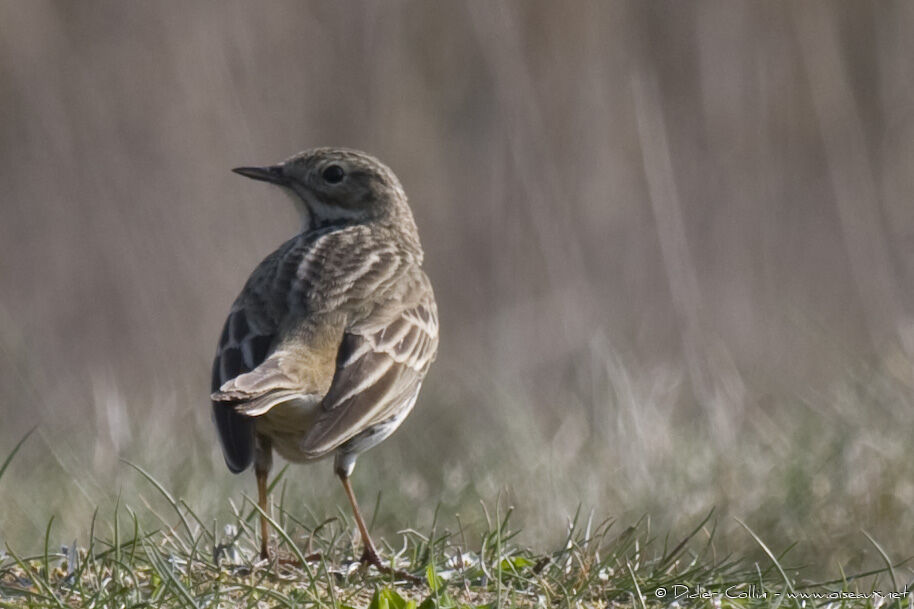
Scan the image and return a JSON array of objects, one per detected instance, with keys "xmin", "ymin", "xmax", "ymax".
[{"xmin": 1, "ymin": 1, "xmax": 913, "ymax": 576}]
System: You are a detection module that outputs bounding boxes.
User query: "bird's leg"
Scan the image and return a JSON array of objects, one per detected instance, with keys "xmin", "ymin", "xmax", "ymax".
[
  {"xmin": 255, "ymin": 438, "xmax": 322, "ymax": 566},
  {"xmin": 254, "ymin": 436, "xmax": 273, "ymax": 560},
  {"xmin": 255, "ymin": 469, "xmax": 270, "ymax": 559},
  {"xmin": 339, "ymin": 473, "xmax": 382, "ymax": 565},
  {"xmin": 336, "ymin": 457, "xmax": 420, "ymax": 584}
]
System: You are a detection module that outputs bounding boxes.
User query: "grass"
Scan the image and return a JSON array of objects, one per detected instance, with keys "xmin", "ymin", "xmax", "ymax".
[
  {"xmin": 3, "ymin": 344, "xmax": 914, "ymax": 607},
  {"xmin": 1, "ymin": 437, "xmax": 911, "ymax": 608},
  {"xmin": 4, "ymin": 351, "xmax": 914, "ymax": 607}
]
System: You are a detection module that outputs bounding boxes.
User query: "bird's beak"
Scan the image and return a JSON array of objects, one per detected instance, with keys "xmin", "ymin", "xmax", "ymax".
[{"xmin": 232, "ymin": 164, "xmax": 288, "ymax": 185}]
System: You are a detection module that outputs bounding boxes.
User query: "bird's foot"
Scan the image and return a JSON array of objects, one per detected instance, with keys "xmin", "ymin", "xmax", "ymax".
[
  {"xmin": 359, "ymin": 548, "xmax": 422, "ymax": 584},
  {"xmin": 260, "ymin": 545, "xmax": 322, "ymax": 567},
  {"xmin": 278, "ymin": 551, "xmax": 322, "ymax": 567}
]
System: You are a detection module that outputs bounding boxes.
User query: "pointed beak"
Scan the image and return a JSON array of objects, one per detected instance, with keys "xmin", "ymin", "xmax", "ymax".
[{"xmin": 231, "ymin": 164, "xmax": 287, "ymax": 185}]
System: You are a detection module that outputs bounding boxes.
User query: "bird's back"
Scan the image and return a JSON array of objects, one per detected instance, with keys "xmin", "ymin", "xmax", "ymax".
[{"xmin": 210, "ymin": 223, "xmax": 436, "ymax": 472}]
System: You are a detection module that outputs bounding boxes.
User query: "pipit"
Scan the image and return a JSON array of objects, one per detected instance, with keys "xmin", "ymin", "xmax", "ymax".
[{"xmin": 210, "ymin": 148, "xmax": 438, "ymax": 578}]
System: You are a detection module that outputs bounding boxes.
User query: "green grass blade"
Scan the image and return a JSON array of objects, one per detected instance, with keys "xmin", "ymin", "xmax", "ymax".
[
  {"xmin": 736, "ymin": 518, "xmax": 800, "ymax": 609},
  {"xmin": 0, "ymin": 426, "xmax": 36, "ymax": 484},
  {"xmin": 861, "ymin": 530, "xmax": 897, "ymax": 592},
  {"xmin": 121, "ymin": 459, "xmax": 194, "ymax": 550}
]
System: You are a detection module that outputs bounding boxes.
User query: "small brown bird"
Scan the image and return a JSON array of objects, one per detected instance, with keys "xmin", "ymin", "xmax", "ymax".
[{"xmin": 210, "ymin": 148, "xmax": 438, "ymax": 576}]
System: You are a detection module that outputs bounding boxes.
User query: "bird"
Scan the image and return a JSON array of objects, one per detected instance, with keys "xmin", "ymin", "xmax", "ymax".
[{"xmin": 209, "ymin": 147, "xmax": 438, "ymax": 577}]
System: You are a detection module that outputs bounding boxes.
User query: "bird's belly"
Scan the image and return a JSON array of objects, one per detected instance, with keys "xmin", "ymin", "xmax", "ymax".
[{"xmin": 254, "ymin": 395, "xmax": 324, "ymax": 463}]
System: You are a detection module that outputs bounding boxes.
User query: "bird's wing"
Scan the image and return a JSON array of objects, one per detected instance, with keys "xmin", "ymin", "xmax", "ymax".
[
  {"xmin": 300, "ymin": 271, "xmax": 438, "ymax": 458},
  {"xmin": 210, "ymin": 306, "xmax": 276, "ymax": 473},
  {"xmin": 211, "ymin": 329, "xmax": 340, "ymax": 415},
  {"xmin": 210, "ymin": 236, "xmax": 307, "ymax": 473}
]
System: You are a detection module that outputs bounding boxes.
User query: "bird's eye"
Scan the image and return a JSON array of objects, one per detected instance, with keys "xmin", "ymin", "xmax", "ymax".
[{"xmin": 322, "ymin": 165, "xmax": 345, "ymax": 184}]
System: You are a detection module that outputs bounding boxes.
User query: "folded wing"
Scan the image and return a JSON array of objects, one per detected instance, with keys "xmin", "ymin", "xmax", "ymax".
[
  {"xmin": 210, "ymin": 309, "xmax": 275, "ymax": 473},
  {"xmin": 300, "ymin": 273, "xmax": 438, "ymax": 458}
]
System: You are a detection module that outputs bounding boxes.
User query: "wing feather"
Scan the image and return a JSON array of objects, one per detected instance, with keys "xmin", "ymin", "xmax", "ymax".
[
  {"xmin": 210, "ymin": 309, "xmax": 273, "ymax": 473},
  {"xmin": 210, "ymin": 235, "xmax": 308, "ymax": 473},
  {"xmin": 300, "ymin": 275, "xmax": 438, "ymax": 457}
]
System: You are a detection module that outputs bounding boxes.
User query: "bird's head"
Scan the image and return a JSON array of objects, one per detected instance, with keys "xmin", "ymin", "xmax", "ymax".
[{"xmin": 233, "ymin": 148, "xmax": 414, "ymax": 234}]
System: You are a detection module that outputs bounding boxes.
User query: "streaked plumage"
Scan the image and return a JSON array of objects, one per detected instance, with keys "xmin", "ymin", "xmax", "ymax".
[{"xmin": 209, "ymin": 148, "xmax": 438, "ymax": 575}]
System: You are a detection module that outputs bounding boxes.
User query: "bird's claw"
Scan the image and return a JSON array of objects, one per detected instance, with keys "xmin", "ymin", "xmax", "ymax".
[
  {"xmin": 359, "ymin": 548, "xmax": 422, "ymax": 584},
  {"xmin": 279, "ymin": 551, "xmax": 323, "ymax": 567},
  {"xmin": 260, "ymin": 546, "xmax": 323, "ymax": 567}
]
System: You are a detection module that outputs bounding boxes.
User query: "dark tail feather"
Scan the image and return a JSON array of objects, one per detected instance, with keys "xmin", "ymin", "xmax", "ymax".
[{"xmin": 212, "ymin": 403, "xmax": 254, "ymax": 473}]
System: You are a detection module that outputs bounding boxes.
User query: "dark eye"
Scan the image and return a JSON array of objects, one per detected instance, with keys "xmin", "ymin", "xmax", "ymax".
[{"xmin": 322, "ymin": 165, "xmax": 345, "ymax": 184}]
